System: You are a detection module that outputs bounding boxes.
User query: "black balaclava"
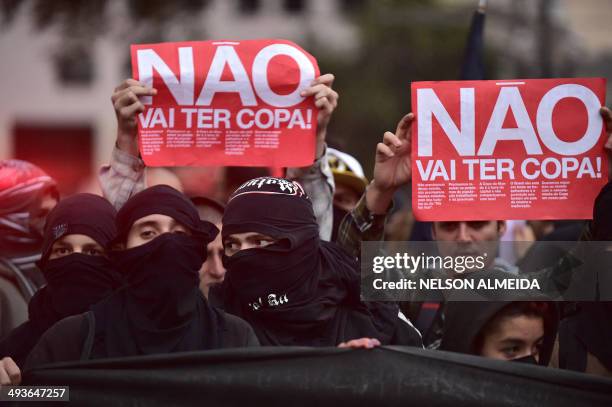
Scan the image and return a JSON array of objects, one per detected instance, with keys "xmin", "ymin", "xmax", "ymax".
[
  {"xmin": 0, "ymin": 193, "xmax": 120, "ymax": 367},
  {"xmin": 30, "ymin": 193, "xmax": 120, "ymax": 329},
  {"xmin": 222, "ymin": 177, "xmax": 397, "ymax": 346},
  {"xmin": 92, "ymin": 185, "xmax": 221, "ymax": 358},
  {"xmin": 38, "ymin": 193, "xmax": 116, "ymax": 266}
]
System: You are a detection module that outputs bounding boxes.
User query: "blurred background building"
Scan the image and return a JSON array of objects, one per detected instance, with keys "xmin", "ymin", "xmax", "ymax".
[{"xmin": 0, "ymin": 0, "xmax": 610, "ymax": 196}]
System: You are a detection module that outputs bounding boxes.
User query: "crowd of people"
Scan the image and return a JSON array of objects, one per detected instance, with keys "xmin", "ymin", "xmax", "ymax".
[{"xmin": 0, "ymin": 72, "xmax": 611, "ymax": 390}]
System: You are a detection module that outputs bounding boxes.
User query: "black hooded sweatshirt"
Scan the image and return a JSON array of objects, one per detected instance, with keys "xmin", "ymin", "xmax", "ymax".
[
  {"xmin": 0, "ymin": 193, "xmax": 121, "ymax": 367},
  {"xmin": 556, "ymin": 181, "xmax": 612, "ymax": 374},
  {"xmin": 25, "ymin": 186, "xmax": 258, "ymax": 370},
  {"xmin": 221, "ymin": 177, "xmax": 422, "ymax": 347},
  {"xmin": 440, "ymin": 300, "xmax": 558, "ymax": 366}
]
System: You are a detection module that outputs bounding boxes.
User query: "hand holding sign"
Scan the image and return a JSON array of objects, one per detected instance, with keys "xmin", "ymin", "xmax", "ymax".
[
  {"xmin": 112, "ymin": 79, "xmax": 157, "ymax": 157},
  {"xmin": 111, "ymin": 73, "xmax": 337, "ymax": 162},
  {"xmin": 411, "ymin": 78, "xmax": 607, "ymax": 221},
  {"xmin": 366, "ymin": 113, "xmax": 414, "ymax": 214},
  {"xmin": 130, "ymin": 39, "xmax": 321, "ymax": 167},
  {"xmin": 300, "ymin": 73, "xmax": 338, "ymax": 158}
]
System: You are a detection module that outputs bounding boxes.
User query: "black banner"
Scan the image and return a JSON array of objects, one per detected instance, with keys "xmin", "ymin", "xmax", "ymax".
[{"xmin": 23, "ymin": 347, "xmax": 612, "ymax": 406}]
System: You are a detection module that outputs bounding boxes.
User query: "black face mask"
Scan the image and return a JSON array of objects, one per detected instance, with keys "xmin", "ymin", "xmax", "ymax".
[
  {"xmin": 29, "ymin": 253, "xmax": 120, "ymax": 329},
  {"xmin": 223, "ymin": 236, "xmax": 320, "ymax": 314},
  {"xmin": 91, "ymin": 232, "xmax": 221, "ymax": 358},
  {"xmin": 113, "ymin": 233, "xmax": 205, "ymax": 311},
  {"xmin": 511, "ymin": 354, "xmax": 538, "ymax": 365}
]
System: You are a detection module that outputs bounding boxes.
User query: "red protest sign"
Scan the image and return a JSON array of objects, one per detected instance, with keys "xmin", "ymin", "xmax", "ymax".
[
  {"xmin": 411, "ymin": 78, "xmax": 607, "ymax": 221},
  {"xmin": 130, "ymin": 39, "xmax": 319, "ymax": 167}
]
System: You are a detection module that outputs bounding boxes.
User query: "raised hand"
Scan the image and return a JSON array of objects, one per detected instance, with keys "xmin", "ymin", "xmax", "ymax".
[
  {"xmin": 111, "ymin": 79, "xmax": 157, "ymax": 156},
  {"xmin": 366, "ymin": 113, "xmax": 414, "ymax": 214}
]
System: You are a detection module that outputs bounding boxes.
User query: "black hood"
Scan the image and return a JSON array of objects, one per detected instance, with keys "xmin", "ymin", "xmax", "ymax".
[
  {"xmin": 220, "ymin": 177, "xmax": 403, "ymax": 346},
  {"xmin": 440, "ymin": 300, "xmax": 559, "ymax": 366}
]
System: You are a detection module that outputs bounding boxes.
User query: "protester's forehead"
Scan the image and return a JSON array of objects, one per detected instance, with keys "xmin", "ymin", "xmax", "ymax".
[
  {"xmin": 54, "ymin": 233, "xmax": 100, "ymax": 246},
  {"xmin": 493, "ymin": 315, "xmax": 545, "ymax": 338},
  {"xmin": 131, "ymin": 213, "xmax": 182, "ymax": 228},
  {"xmin": 225, "ymin": 231, "xmax": 275, "ymax": 241}
]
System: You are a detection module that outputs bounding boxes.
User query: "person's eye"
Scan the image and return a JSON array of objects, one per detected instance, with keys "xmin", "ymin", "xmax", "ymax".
[
  {"xmin": 85, "ymin": 248, "xmax": 103, "ymax": 256},
  {"xmin": 224, "ymin": 242, "xmax": 239, "ymax": 256},
  {"xmin": 140, "ymin": 229, "xmax": 157, "ymax": 239},
  {"xmin": 53, "ymin": 247, "xmax": 71, "ymax": 256},
  {"xmin": 224, "ymin": 241, "xmax": 240, "ymax": 252},
  {"xmin": 256, "ymin": 239, "xmax": 274, "ymax": 248},
  {"xmin": 225, "ymin": 241, "xmax": 238, "ymax": 250},
  {"xmin": 468, "ymin": 221, "xmax": 488, "ymax": 230},
  {"xmin": 502, "ymin": 346, "xmax": 519, "ymax": 357}
]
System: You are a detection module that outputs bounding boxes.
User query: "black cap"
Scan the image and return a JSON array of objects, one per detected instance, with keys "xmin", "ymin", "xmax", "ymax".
[
  {"xmin": 116, "ymin": 185, "xmax": 218, "ymax": 244},
  {"xmin": 39, "ymin": 193, "xmax": 116, "ymax": 267}
]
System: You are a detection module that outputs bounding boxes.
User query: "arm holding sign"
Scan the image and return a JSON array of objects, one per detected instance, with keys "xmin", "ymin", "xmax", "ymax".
[
  {"xmin": 337, "ymin": 104, "xmax": 612, "ymax": 258},
  {"xmin": 286, "ymin": 74, "xmax": 339, "ymax": 241},
  {"xmin": 336, "ymin": 114, "xmax": 414, "ymax": 258},
  {"xmin": 366, "ymin": 113, "xmax": 413, "ymax": 214},
  {"xmin": 99, "ymin": 80, "xmax": 157, "ymax": 209},
  {"xmin": 113, "ymin": 79, "xmax": 157, "ymax": 157}
]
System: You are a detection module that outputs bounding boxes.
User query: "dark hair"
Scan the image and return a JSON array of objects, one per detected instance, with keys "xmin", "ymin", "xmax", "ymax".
[{"xmin": 473, "ymin": 302, "xmax": 549, "ymax": 354}]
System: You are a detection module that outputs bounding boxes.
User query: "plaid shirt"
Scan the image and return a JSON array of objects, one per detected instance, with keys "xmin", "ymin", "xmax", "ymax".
[
  {"xmin": 286, "ymin": 145, "xmax": 334, "ymax": 241},
  {"xmin": 336, "ymin": 193, "xmax": 388, "ymax": 260},
  {"xmin": 98, "ymin": 146, "xmax": 146, "ymax": 210}
]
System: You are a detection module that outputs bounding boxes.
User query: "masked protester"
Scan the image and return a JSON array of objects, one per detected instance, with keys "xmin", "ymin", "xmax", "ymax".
[
  {"xmin": 0, "ymin": 160, "xmax": 59, "ymax": 338},
  {"xmin": 0, "ymin": 193, "xmax": 120, "ymax": 385},
  {"xmin": 220, "ymin": 177, "xmax": 422, "ymax": 347},
  {"xmin": 25, "ymin": 186, "xmax": 258, "ymax": 370},
  {"xmin": 440, "ymin": 301, "xmax": 558, "ymax": 366}
]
